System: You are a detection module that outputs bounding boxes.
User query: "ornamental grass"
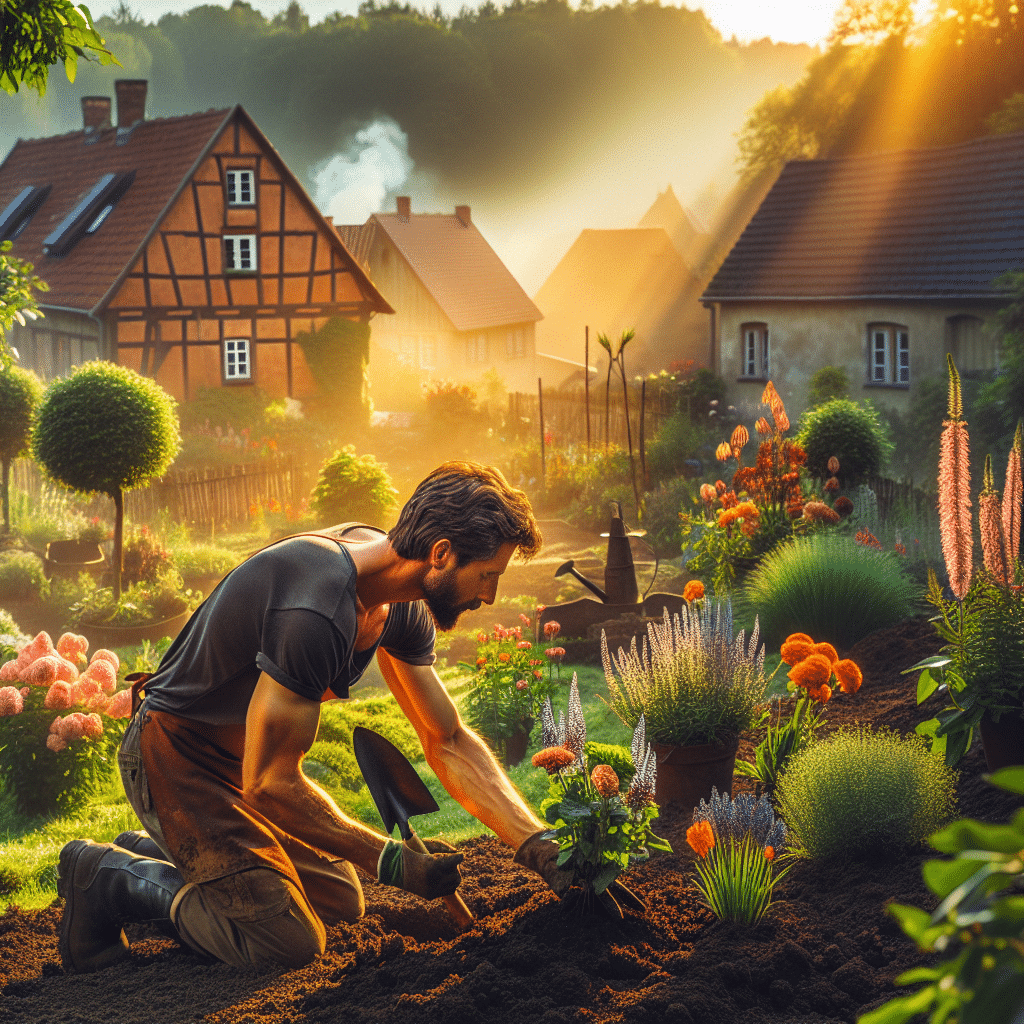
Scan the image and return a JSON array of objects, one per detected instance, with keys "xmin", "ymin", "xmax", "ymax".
[
  {"xmin": 775, "ymin": 726, "xmax": 958, "ymax": 860},
  {"xmin": 740, "ymin": 533, "xmax": 917, "ymax": 649}
]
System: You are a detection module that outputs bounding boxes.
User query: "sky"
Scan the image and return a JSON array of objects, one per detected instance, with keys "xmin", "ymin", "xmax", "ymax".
[{"xmin": 109, "ymin": 0, "xmax": 847, "ymax": 46}]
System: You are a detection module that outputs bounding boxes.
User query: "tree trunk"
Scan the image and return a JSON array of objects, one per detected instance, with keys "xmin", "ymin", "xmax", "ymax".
[
  {"xmin": 619, "ymin": 355, "xmax": 639, "ymax": 513},
  {"xmin": 112, "ymin": 488, "xmax": 124, "ymax": 601},
  {"xmin": 1, "ymin": 458, "xmax": 9, "ymax": 533}
]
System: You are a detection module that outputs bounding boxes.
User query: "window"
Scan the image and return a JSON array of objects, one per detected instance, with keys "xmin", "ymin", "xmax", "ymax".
[
  {"xmin": 223, "ymin": 234, "xmax": 257, "ymax": 272},
  {"xmin": 868, "ymin": 324, "xmax": 909, "ymax": 385},
  {"xmin": 223, "ymin": 338, "xmax": 251, "ymax": 380},
  {"xmin": 0, "ymin": 185, "xmax": 50, "ymax": 242},
  {"xmin": 506, "ymin": 329, "xmax": 526, "ymax": 359},
  {"xmin": 42, "ymin": 172, "xmax": 134, "ymax": 257},
  {"xmin": 226, "ymin": 169, "xmax": 255, "ymax": 206},
  {"xmin": 740, "ymin": 323, "xmax": 769, "ymax": 378},
  {"xmin": 468, "ymin": 334, "xmax": 488, "ymax": 363}
]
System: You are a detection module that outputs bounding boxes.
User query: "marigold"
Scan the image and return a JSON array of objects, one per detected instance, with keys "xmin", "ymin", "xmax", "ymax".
[
  {"xmin": 780, "ymin": 637, "xmax": 816, "ymax": 666},
  {"xmin": 533, "ymin": 670, "xmax": 543, "ymax": 679},
  {"xmin": 476, "ymin": 657, "xmax": 487, "ymax": 668},
  {"xmin": 545, "ymin": 647, "xmax": 566, "ymax": 659},
  {"xmin": 686, "ymin": 819, "xmax": 716, "ymax": 859},
  {"xmin": 803, "ymin": 501, "xmax": 840, "ymax": 525},
  {"xmin": 591, "ymin": 764, "xmax": 620, "ymax": 798},
  {"xmin": 532, "ymin": 746, "xmax": 576, "ymax": 774},
  {"xmin": 498, "ymin": 652, "xmax": 510, "ymax": 663},
  {"xmin": 515, "ymin": 679, "xmax": 529, "ymax": 690},
  {"xmin": 764, "ymin": 846, "xmax": 775, "ymax": 861},
  {"xmin": 834, "ymin": 658, "xmax": 862, "ymax": 694},
  {"xmin": 812, "ymin": 642, "xmax": 838, "ymax": 665},
  {"xmin": 682, "ymin": 580, "xmax": 705, "ymax": 602},
  {"xmin": 516, "ymin": 640, "xmax": 532, "ymax": 650},
  {"xmin": 817, "ymin": 683, "xmax": 832, "ymax": 703},
  {"xmin": 788, "ymin": 653, "xmax": 833, "ymax": 690}
]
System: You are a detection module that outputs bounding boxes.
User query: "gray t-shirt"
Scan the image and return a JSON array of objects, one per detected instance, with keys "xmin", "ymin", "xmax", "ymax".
[{"xmin": 142, "ymin": 531, "xmax": 436, "ymax": 725}]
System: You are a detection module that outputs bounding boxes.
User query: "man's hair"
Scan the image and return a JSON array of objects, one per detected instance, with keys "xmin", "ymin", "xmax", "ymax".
[{"xmin": 388, "ymin": 462, "xmax": 542, "ymax": 564}]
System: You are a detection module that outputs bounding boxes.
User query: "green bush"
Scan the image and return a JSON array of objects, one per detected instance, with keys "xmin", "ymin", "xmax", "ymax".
[
  {"xmin": 806, "ymin": 365, "xmax": 849, "ymax": 408},
  {"xmin": 775, "ymin": 727, "xmax": 958, "ymax": 859},
  {"xmin": 641, "ymin": 476, "xmax": 695, "ymax": 558},
  {"xmin": 795, "ymin": 398, "xmax": 892, "ymax": 483},
  {"xmin": 678, "ymin": 367, "xmax": 726, "ymax": 423},
  {"xmin": 645, "ymin": 411, "xmax": 709, "ymax": 484},
  {"xmin": 0, "ymin": 606, "xmax": 27, "ymax": 641},
  {"xmin": 0, "ymin": 363, "xmax": 43, "ymax": 531},
  {"xmin": 310, "ymin": 445, "xmax": 398, "ymax": 529},
  {"xmin": 584, "ymin": 741, "xmax": 634, "ymax": 784},
  {"xmin": 0, "ymin": 550, "xmax": 46, "ymax": 601},
  {"xmin": 170, "ymin": 544, "xmax": 239, "ymax": 581},
  {"xmin": 742, "ymin": 533, "xmax": 916, "ymax": 649}
]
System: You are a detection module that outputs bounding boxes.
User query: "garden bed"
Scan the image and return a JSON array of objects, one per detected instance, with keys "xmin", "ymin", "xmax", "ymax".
[{"xmin": 0, "ymin": 616, "xmax": 1021, "ymax": 1024}]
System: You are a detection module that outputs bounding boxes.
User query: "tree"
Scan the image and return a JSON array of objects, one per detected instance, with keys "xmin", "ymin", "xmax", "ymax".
[
  {"xmin": 31, "ymin": 362, "xmax": 180, "ymax": 599},
  {"xmin": 0, "ymin": 241, "xmax": 47, "ymax": 367},
  {"xmin": 0, "ymin": 362, "xmax": 42, "ymax": 532},
  {"xmin": 1, "ymin": 0, "xmax": 117, "ymax": 95},
  {"xmin": 310, "ymin": 445, "xmax": 397, "ymax": 528},
  {"xmin": 807, "ymin": 365, "xmax": 850, "ymax": 408}
]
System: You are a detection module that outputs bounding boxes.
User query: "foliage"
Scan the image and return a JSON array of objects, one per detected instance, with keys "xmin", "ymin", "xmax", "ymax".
[
  {"xmin": 0, "ymin": 0, "xmax": 117, "ymax": 94},
  {"xmin": 680, "ymin": 494, "xmax": 762, "ymax": 594},
  {"xmin": 775, "ymin": 726, "xmax": 958, "ymax": 860},
  {"xmin": 795, "ymin": 397, "xmax": 892, "ymax": 483},
  {"xmin": 0, "ymin": 550, "xmax": 46, "ymax": 601},
  {"xmin": 640, "ymin": 475, "xmax": 697, "ymax": 559},
  {"xmin": 417, "ymin": 380, "xmax": 490, "ymax": 456},
  {"xmin": 169, "ymin": 544, "xmax": 239, "ymax": 582},
  {"xmin": 740, "ymin": 533, "xmax": 917, "ymax": 648},
  {"xmin": 686, "ymin": 789, "xmax": 790, "ymax": 925},
  {"xmin": 861, "ymin": 765, "xmax": 1024, "ymax": 1024},
  {"xmin": 310, "ymin": 445, "xmax": 397, "ymax": 529},
  {"xmin": 294, "ymin": 317, "xmax": 372, "ymax": 440},
  {"xmin": 0, "ymin": 362, "xmax": 43, "ymax": 530},
  {"xmin": 806, "ymin": 364, "xmax": 850, "ymax": 407},
  {"xmin": 0, "ymin": 241, "xmax": 48, "ymax": 368},
  {"xmin": 603, "ymin": 600, "xmax": 767, "ymax": 747},
  {"xmin": 677, "ymin": 367, "xmax": 727, "ymax": 424},
  {"xmin": 120, "ymin": 527, "xmax": 172, "ymax": 587},
  {"xmin": 535, "ymin": 681, "xmax": 670, "ymax": 899},
  {"xmin": 975, "ymin": 271, "xmax": 1024, "ymax": 453},
  {"xmin": 644, "ymin": 411, "xmax": 711, "ymax": 486},
  {"xmin": 67, "ymin": 574, "xmax": 199, "ymax": 629}
]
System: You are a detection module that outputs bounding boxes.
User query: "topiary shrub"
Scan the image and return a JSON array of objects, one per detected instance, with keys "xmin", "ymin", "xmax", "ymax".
[
  {"xmin": 31, "ymin": 362, "xmax": 180, "ymax": 599},
  {"xmin": 310, "ymin": 445, "xmax": 397, "ymax": 529},
  {"xmin": 0, "ymin": 363, "xmax": 43, "ymax": 532},
  {"xmin": 775, "ymin": 726, "xmax": 958, "ymax": 859},
  {"xmin": 741, "ymin": 533, "xmax": 916, "ymax": 649},
  {"xmin": 806, "ymin": 365, "xmax": 850, "ymax": 408},
  {"xmin": 795, "ymin": 398, "xmax": 892, "ymax": 484}
]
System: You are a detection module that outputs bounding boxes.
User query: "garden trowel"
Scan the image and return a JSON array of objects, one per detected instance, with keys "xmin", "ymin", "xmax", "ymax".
[{"xmin": 352, "ymin": 726, "xmax": 474, "ymax": 930}]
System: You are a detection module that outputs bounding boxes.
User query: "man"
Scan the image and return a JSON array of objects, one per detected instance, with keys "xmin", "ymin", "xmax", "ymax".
[{"xmin": 58, "ymin": 461, "xmax": 568, "ymax": 973}]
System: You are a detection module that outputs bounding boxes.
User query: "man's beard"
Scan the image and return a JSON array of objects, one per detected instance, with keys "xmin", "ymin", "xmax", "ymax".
[{"xmin": 422, "ymin": 566, "xmax": 481, "ymax": 631}]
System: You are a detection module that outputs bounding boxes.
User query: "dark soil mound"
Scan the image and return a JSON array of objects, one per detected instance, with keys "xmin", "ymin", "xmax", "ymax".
[{"xmin": 1, "ymin": 617, "xmax": 1020, "ymax": 1024}]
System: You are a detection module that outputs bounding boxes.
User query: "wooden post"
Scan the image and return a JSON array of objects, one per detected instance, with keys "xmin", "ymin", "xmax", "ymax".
[
  {"xmin": 584, "ymin": 326, "xmax": 590, "ymax": 463},
  {"xmin": 538, "ymin": 376, "xmax": 546, "ymax": 495},
  {"xmin": 639, "ymin": 378, "xmax": 647, "ymax": 489}
]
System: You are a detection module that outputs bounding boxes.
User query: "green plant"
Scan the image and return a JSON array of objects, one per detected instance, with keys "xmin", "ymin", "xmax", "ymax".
[
  {"xmin": 861, "ymin": 765, "xmax": 1024, "ymax": 1024},
  {"xmin": 294, "ymin": 317, "xmax": 372, "ymax": 439},
  {"xmin": 0, "ymin": 362, "xmax": 43, "ymax": 531},
  {"xmin": 0, "ymin": 240, "xmax": 48, "ymax": 364},
  {"xmin": 68, "ymin": 574, "xmax": 200, "ymax": 629},
  {"xmin": 677, "ymin": 367, "xmax": 726, "ymax": 424},
  {"xmin": 534, "ymin": 680, "xmax": 670, "ymax": 902},
  {"xmin": 120, "ymin": 527, "xmax": 173, "ymax": 587},
  {"xmin": 603, "ymin": 600, "xmax": 767, "ymax": 747},
  {"xmin": 0, "ymin": 607, "xmax": 27, "ymax": 642},
  {"xmin": 775, "ymin": 726, "xmax": 958, "ymax": 860},
  {"xmin": 795, "ymin": 397, "xmax": 893, "ymax": 484},
  {"xmin": 686, "ymin": 789, "xmax": 790, "ymax": 924},
  {"xmin": 0, "ymin": 550, "xmax": 46, "ymax": 601},
  {"xmin": 584, "ymin": 741, "xmax": 634, "ymax": 784},
  {"xmin": 741, "ymin": 532, "xmax": 917, "ymax": 649},
  {"xmin": 807, "ymin": 364, "xmax": 850, "ymax": 407},
  {"xmin": 645, "ymin": 411, "xmax": 709, "ymax": 486},
  {"xmin": 640, "ymin": 475, "xmax": 696, "ymax": 558},
  {"xmin": 31, "ymin": 361, "xmax": 181, "ymax": 599},
  {"xmin": 170, "ymin": 544, "xmax": 239, "ymax": 581},
  {"xmin": 310, "ymin": 445, "xmax": 397, "ymax": 529}
]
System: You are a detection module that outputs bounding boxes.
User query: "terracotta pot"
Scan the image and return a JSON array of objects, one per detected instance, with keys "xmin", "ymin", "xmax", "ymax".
[
  {"xmin": 978, "ymin": 709, "xmax": 1024, "ymax": 771},
  {"xmin": 652, "ymin": 734, "xmax": 740, "ymax": 814},
  {"xmin": 501, "ymin": 718, "xmax": 534, "ymax": 768},
  {"xmin": 79, "ymin": 609, "xmax": 191, "ymax": 648},
  {"xmin": 43, "ymin": 540, "xmax": 105, "ymax": 581}
]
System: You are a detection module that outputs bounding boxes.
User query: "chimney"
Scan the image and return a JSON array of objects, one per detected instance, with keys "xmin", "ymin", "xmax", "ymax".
[
  {"xmin": 455, "ymin": 205, "xmax": 471, "ymax": 227},
  {"xmin": 396, "ymin": 196, "xmax": 411, "ymax": 221},
  {"xmin": 81, "ymin": 96, "xmax": 111, "ymax": 131},
  {"xmin": 115, "ymin": 79, "xmax": 147, "ymax": 128}
]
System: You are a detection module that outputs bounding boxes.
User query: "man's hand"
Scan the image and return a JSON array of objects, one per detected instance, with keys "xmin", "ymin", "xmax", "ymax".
[{"xmin": 378, "ymin": 837, "xmax": 464, "ymax": 900}]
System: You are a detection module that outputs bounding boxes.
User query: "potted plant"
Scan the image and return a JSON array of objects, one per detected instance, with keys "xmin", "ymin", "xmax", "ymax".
[
  {"xmin": 907, "ymin": 360, "xmax": 1023, "ymax": 770},
  {"xmin": 602, "ymin": 596, "xmax": 768, "ymax": 812}
]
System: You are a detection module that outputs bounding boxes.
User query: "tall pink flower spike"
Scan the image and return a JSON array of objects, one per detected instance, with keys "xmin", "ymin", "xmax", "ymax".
[{"xmin": 938, "ymin": 355, "xmax": 972, "ymax": 601}]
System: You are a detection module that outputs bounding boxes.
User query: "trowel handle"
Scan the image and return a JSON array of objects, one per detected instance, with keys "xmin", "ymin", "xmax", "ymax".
[{"xmin": 406, "ymin": 830, "xmax": 475, "ymax": 930}]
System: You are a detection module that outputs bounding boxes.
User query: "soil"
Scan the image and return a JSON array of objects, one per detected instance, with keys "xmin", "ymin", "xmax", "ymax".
[{"xmin": 2, "ymin": 616, "xmax": 1022, "ymax": 1024}]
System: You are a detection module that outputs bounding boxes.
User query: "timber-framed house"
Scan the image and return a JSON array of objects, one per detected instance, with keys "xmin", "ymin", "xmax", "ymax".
[{"xmin": 0, "ymin": 80, "xmax": 392, "ymax": 401}]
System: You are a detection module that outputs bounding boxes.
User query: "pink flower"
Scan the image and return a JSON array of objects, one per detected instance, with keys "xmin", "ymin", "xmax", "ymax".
[
  {"xmin": 89, "ymin": 649, "xmax": 120, "ymax": 673},
  {"xmin": 543, "ymin": 621, "xmax": 561, "ymax": 639},
  {"xmin": 516, "ymin": 640, "xmax": 532, "ymax": 650},
  {"xmin": 938, "ymin": 356, "xmax": 972, "ymax": 601},
  {"xmin": 57, "ymin": 632, "xmax": 89, "ymax": 665},
  {"xmin": 19, "ymin": 687, "xmax": 28, "ymax": 697},
  {"xmin": 84, "ymin": 692, "xmax": 110, "ymax": 713},
  {"xmin": 1003, "ymin": 422, "xmax": 1022, "ymax": 563},
  {"xmin": 44, "ymin": 681, "xmax": 74, "ymax": 710},
  {"xmin": 535, "ymin": 605, "xmax": 546, "ymax": 617},
  {"xmin": 0, "ymin": 660, "xmax": 20, "ymax": 682},
  {"xmin": 519, "ymin": 613, "xmax": 531, "ymax": 627},
  {"xmin": 106, "ymin": 689, "xmax": 132, "ymax": 719},
  {"xmin": 46, "ymin": 733, "xmax": 67, "ymax": 752},
  {"xmin": 16, "ymin": 631, "xmax": 55, "ymax": 673},
  {"xmin": 82, "ymin": 659, "xmax": 117, "ymax": 694},
  {"xmin": 0, "ymin": 686, "xmax": 24, "ymax": 716},
  {"xmin": 83, "ymin": 713, "xmax": 104, "ymax": 740},
  {"xmin": 24, "ymin": 656, "xmax": 60, "ymax": 687},
  {"xmin": 545, "ymin": 647, "xmax": 566, "ymax": 659},
  {"xmin": 75, "ymin": 676, "xmax": 101, "ymax": 701},
  {"xmin": 54, "ymin": 656, "xmax": 78, "ymax": 683}
]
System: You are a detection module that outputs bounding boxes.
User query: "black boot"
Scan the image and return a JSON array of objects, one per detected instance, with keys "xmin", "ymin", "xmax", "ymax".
[
  {"xmin": 58, "ymin": 839, "xmax": 185, "ymax": 973},
  {"xmin": 113, "ymin": 830, "xmax": 167, "ymax": 861}
]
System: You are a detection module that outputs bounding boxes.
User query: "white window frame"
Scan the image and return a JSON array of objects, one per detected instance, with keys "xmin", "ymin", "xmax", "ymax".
[
  {"xmin": 223, "ymin": 234, "xmax": 257, "ymax": 273},
  {"xmin": 223, "ymin": 338, "xmax": 251, "ymax": 381},
  {"xmin": 868, "ymin": 323, "xmax": 909, "ymax": 385},
  {"xmin": 740, "ymin": 323, "xmax": 769, "ymax": 378},
  {"xmin": 226, "ymin": 169, "xmax": 255, "ymax": 206}
]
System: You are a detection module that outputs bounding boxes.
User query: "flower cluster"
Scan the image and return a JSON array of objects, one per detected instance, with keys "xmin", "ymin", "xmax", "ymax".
[
  {"xmin": 681, "ymin": 579, "xmax": 704, "ymax": 603},
  {"xmin": 781, "ymin": 633, "xmax": 862, "ymax": 703},
  {"xmin": 533, "ymin": 680, "xmax": 669, "ymax": 902}
]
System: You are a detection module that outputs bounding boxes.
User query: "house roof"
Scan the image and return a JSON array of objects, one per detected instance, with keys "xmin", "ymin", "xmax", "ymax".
[
  {"xmin": 701, "ymin": 132, "xmax": 1024, "ymax": 303},
  {"xmin": 366, "ymin": 211, "xmax": 542, "ymax": 332},
  {"xmin": 0, "ymin": 106, "xmax": 389, "ymax": 316}
]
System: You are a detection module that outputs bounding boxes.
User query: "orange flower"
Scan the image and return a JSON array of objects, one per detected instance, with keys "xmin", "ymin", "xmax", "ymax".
[
  {"xmin": 730, "ymin": 425, "xmax": 749, "ymax": 450},
  {"xmin": 812, "ymin": 642, "xmax": 838, "ymax": 665},
  {"xmin": 532, "ymin": 746, "xmax": 576, "ymax": 774},
  {"xmin": 591, "ymin": 764, "xmax": 620, "ymax": 798},
  {"xmin": 824, "ymin": 476, "xmax": 839, "ymax": 492},
  {"xmin": 834, "ymin": 659, "xmax": 863, "ymax": 694},
  {"xmin": 682, "ymin": 580, "xmax": 705, "ymax": 602},
  {"xmin": 498, "ymin": 652, "xmax": 510, "ymax": 663},
  {"xmin": 803, "ymin": 501, "xmax": 840, "ymax": 525},
  {"xmin": 780, "ymin": 637, "xmax": 816, "ymax": 666},
  {"xmin": 764, "ymin": 846, "xmax": 775, "ymax": 861},
  {"xmin": 834, "ymin": 496, "xmax": 853, "ymax": 517},
  {"xmin": 755, "ymin": 416, "xmax": 772, "ymax": 436},
  {"xmin": 699, "ymin": 483, "xmax": 716, "ymax": 504},
  {"xmin": 817, "ymin": 683, "xmax": 832, "ymax": 703},
  {"xmin": 788, "ymin": 654, "xmax": 833, "ymax": 690},
  {"xmin": 686, "ymin": 820, "xmax": 716, "ymax": 859},
  {"xmin": 476, "ymin": 657, "xmax": 487, "ymax": 668},
  {"xmin": 715, "ymin": 480, "xmax": 726, "ymax": 495},
  {"xmin": 715, "ymin": 442, "xmax": 732, "ymax": 462},
  {"xmin": 827, "ymin": 456, "xmax": 840, "ymax": 474}
]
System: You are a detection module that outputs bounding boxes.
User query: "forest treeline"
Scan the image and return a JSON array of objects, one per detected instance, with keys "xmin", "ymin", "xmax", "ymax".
[{"xmin": 3, "ymin": 0, "xmax": 814, "ymax": 197}]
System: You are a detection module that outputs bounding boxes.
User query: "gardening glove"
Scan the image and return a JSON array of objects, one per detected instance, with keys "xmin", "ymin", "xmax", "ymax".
[
  {"xmin": 377, "ymin": 837, "xmax": 463, "ymax": 900},
  {"xmin": 513, "ymin": 831, "xmax": 648, "ymax": 916}
]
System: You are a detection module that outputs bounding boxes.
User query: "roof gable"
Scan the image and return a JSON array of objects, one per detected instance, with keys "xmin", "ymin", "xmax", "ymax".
[{"xmin": 702, "ymin": 132, "xmax": 1024, "ymax": 302}]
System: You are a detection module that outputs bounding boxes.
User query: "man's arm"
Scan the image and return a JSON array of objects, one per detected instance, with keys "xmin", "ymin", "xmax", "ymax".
[{"xmin": 375, "ymin": 648, "xmax": 545, "ymax": 850}]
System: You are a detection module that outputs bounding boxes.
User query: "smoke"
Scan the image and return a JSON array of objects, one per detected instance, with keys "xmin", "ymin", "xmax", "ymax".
[{"xmin": 313, "ymin": 117, "xmax": 414, "ymax": 225}]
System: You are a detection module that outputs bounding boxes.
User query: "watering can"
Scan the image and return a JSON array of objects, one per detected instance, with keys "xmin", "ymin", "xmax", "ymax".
[{"xmin": 555, "ymin": 501, "xmax": 641, "ymax": 605}]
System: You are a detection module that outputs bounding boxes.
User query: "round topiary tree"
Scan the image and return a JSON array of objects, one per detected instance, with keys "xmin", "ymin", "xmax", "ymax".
[
  {"xmin": 795, "ymin": 398, "xmax": 892, "ymax": 484},
  {"xmin": 311, "ymin": 445, "xmax": 397, "ymax": 528},
  {"xmin": 31, "ymin": 361, "xmax": 180, "ymax": 598},
  {"xmin": 0, "ymin": 362, "xmax": 43, "ymax": 532}
]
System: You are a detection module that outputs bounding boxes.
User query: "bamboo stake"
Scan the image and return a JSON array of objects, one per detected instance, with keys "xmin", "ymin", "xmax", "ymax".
[
  {"xmin": 639, "ymin": 378, "xmax": 647, "ymax": 489},
  {"xmin": 584, "ymin": 326, "xmax": 590, "ymax": 463},
  {"xmin": 538, "ymin": 377, "xmax": 546, "ymax": 496}
]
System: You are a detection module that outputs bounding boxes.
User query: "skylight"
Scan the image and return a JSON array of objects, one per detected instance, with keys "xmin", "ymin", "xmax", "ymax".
[{"xmin": 43, "ymin": 171, "xmax": 135, "ymax": 257}]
